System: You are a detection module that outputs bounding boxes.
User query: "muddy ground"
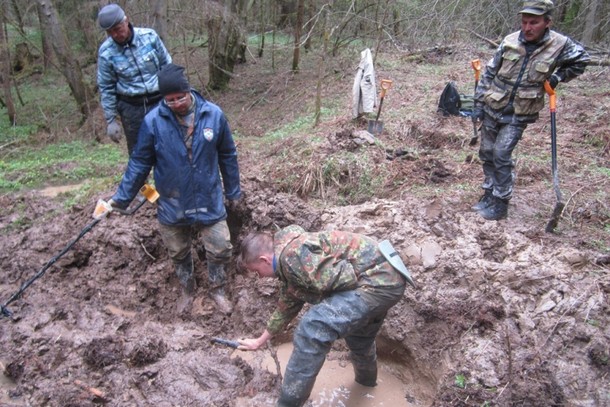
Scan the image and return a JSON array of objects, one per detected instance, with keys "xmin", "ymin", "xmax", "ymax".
[{"xmin": 1, "ymin": 43, "xmax": 609, "ymax": 406}]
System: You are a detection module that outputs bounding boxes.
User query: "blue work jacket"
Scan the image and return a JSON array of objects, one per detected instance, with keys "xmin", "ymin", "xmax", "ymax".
[{"xmin": 112, "ymin": 90, "xmax": 241, "ymax": 226}]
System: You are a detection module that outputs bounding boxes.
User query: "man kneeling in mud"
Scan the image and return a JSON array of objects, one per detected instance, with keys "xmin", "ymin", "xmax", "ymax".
[{"xmin": 236, "ymin": 224, "xmax": 410, "ymax": 407}]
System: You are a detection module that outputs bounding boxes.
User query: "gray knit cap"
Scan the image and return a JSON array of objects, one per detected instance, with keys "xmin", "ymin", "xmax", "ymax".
[{"xmin": 98, "ymin": 4, "xmax": 126, "ymax": 30}]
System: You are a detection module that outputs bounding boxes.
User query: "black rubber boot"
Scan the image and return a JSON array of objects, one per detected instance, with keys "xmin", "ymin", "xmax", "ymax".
[
  {"xmin": 471, "ymin": 189, "xmax": 493, "ymax": 211},
  {"xmin": 276, "ymin": 390, "xmax": 309, "ymax": 407},
  {"xmin": 175, "ymin": 252, "xmax": 196, "ymax": 295},
  {"xmin": 208, "ymin": 263, "xmax": 233, "ymax": 314},
  {"xmin": 276, "ymin": 378, "xmax": 313, "ymax": 407},
  {"xmin": 354, "ymin": 365, "xmax": 378, "ymax": 387},
  {"xmin": 478, "ymin": 196, "xmax": 509, "ymax": 220}
]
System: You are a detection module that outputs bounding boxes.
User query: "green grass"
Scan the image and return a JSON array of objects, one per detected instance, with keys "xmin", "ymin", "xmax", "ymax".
[{"xmin": 0, "ymin": 141, "xmax": 124, "ymax": 193}]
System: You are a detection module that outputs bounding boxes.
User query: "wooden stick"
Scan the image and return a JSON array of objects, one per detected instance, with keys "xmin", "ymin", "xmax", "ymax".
[{"xmin": 73, "ymin": 379, "xmax": 106, "ymax": 398}]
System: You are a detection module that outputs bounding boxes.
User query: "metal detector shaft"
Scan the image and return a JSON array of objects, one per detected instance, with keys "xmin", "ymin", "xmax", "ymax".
[
  {"xmin": 1, "ymin": 189, "xmax": 155, "ymax": 318},
  {"xmin": 1, "ymin": 217, "xmax": 102, "ymax": 318}
]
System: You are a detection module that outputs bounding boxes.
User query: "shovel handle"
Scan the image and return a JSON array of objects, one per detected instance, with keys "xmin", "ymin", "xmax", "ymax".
[
  {"xmin": 379, "ymin": 79, "xmax": 393, "ymax": 98},
  {"xmin": 544, "ymin": 80, "xmax": 556, "ymax": 112},
  {"xmin": 471, "ymin": 59, "xmax": 481, "ymax": 82}
]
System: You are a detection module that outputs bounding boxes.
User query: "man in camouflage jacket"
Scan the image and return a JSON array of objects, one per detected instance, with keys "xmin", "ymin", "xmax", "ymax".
[
  {"xmin": 472, "ymin": 0, "xmax": 589, "ymax": 221},
  {"xmin": 236, "ymin": 225, "xmax": 407, "ymax": 407}
]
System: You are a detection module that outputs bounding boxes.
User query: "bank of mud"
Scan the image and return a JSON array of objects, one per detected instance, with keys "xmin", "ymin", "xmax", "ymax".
[{"xmin": 1, "ymin": 175, "xmax": 608, "ymax": 406}]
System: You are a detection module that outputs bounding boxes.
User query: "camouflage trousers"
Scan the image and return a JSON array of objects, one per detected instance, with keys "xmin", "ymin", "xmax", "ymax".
[
  {"xmin": 479, "ymin": 117, "xmax": 527, "ymax": 200},
  {"xmin": 158, "ymin": 220, "xmax": 232, "ymax": 286},
  {"xmin": 279, "ymin": 284, "xmax": 405, "ymax": 406}
]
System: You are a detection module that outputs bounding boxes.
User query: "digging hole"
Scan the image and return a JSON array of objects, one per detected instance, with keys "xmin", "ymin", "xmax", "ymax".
[{"xmin": 232, "ymin": 341, "xmax": 438, "ymax": 406}]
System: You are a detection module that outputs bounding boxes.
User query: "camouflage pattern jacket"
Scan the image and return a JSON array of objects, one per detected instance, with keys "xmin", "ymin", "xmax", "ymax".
[
  {"xmin": 266, "ymin": 225, "xmax": 404, "ymax": 335},
  {"xmin": 475, "ymin": 28, "xmax": 589, "ymax": 124}
]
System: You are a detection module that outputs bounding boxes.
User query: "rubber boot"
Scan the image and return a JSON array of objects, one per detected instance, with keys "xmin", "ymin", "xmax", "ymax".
[
  {"xmin": 354, "ymin": 365, "xmax": 378, "ymax": 387},
  {"xmin": 471, "ymin": 189, "xmax": 493, "ymax": 211},
  {"xmin": 175, "ymin": 252, "xmax": 196, "ymax": 295},
  {"xmin": 276, "ymin": 390, "xmax": 308, "ymax": 407},
  {"xmin": 208, "ymin": 263, "xmax": 233, "ymax": 314},
  {"xmin": 350, "ymin": 345, "xmax": 378, "ymax": 387},
  {"xmin": 175, "ymin": 253, "xmax": 196, "ymax": 314},
  {"xmin": 276, "ymin": 376, "xmax": 314, "ymax": 407},
  {"xmin": 478, "ymin": 196, "xmax": 509, "ymax": 220}
]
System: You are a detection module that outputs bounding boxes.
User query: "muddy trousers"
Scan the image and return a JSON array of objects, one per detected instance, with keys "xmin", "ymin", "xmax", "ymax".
[
  {"xmin": 479, "ymin": 118, "xmax": 527, "ymax": 200},
  {"xmin": 116, "ymin": 99, "xmax": 159, "ymax": 156},
  {"xmin": 277, "ymin": 285, "xmax": 405, "ymax": 407},
  {"xmin": 158, "ymin": 221, "xmax": 232, "ymax": 290}
]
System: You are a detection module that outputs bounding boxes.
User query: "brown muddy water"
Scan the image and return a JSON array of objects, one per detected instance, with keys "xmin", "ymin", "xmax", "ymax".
[{"xmin": 234, "ymin": 343, "xmax": 419, "ymax": 406}]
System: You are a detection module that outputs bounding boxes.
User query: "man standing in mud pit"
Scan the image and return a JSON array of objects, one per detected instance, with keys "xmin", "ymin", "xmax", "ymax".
[
  {"xmin": 107, "ymin": 63, "xmax": 241, "ymax": 315},
  {"xmin": 97, "ymin": 3, "xmax": 172, "ymax": 156},
  {"xmin": 472, "ymin": 0, "xmax": 589, "ymax": 220},
  {"xmin": 236, "ymin": 225, "xmax": 410, "ymax": 407}
]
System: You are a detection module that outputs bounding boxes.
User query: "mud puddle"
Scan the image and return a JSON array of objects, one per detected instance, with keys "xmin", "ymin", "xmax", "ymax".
[
  {"xmin": 0, "ymin": 360, "xmax": 23, "ymax": 407},
  {"xmin": 38, "ymin": 183, "xmax": 85, "ymax": 197},
  {"xmin": 234, "ymin": 343, "xmax": 416, "ymax": 406}
]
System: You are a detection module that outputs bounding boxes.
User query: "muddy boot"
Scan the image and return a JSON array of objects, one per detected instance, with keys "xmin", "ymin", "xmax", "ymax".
[
  {"xmin": 478, "ymin": 196, "xmax": 509, "ymax": 221},
  {"xmin": 471, "ymin": 189, "xmax": 493, "ymax": 211},
  {"xmin": 208, "ymin": 263, "xmax": 233, "ymax": 314},
  {"xmin": 350, "ymin": 346, "xmax": 378, "ymax": 387},
  {"xmin": 354, "ymin": 365, "xmax": 378, "ymax": 387},
  {"xmin": 175, "ymin": 253, "xmax": 196, "ymax": 295},
  {"xmin": 276, "ymin": 375, "xmax": 314, "ymax": 407},
  {"xmin": 209, "ymin": 287, "xmax": 233, "ymax": 314},
  {"xmin": 276, "ymin": 390, "xmax": 308, "ymax": 407}
]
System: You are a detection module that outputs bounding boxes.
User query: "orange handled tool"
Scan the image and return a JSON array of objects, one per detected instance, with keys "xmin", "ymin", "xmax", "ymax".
[
  {"xmin": 543, "ymin": 80, "xmax": 563, "ymax": 233},
  {"xmin": 469, "ymin": 59, "xmax": 482, "ymax": 146}
]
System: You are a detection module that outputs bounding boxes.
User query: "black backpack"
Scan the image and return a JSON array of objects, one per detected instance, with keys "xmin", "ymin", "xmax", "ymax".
[{"xmin": 437, "ymin": 81, "xmax": 461, "ymax": 116}]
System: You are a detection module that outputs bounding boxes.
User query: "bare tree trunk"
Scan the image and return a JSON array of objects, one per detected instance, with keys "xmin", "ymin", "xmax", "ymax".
[
  {"xmin": 313, "ymin": 5, "xmax": 329, "ymax": 127},
  {"xmin": 258, "ymin": 0, "xmax": 266, "ymax": 57},
  {"xmin": 36, "ymin": 0, "xmax": 95, "ymax": 120},
  {"xmin": 75, "ymin": 4, "xmax": 99, "ymax": 59},
  {"xmin": 10, "ymin": 0, "xmax": 24, "ymax": 32},
  {"xmin": 36, "ymin": 2, "xmax": 54, "ymax": 70},
  {"xmin": 152, "ymin": 0, "xmax": 168, "ymax": 42},
  {"xmin": 207, "ymin": 0, "xmax": 251, "ymax": 90},
  {"xmin": 292, "ymin": 0, "xmax": 304, "ymax": 72},
  {"xmin": 0, "ymin": 5, "xmax": 16, "ymax": 124},
  {"xmin": 582, "ymin": 0, "xmax": 600, "ymax": 44}
]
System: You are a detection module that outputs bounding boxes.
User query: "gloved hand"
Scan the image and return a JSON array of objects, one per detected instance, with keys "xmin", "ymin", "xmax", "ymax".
[
  {"xmin": 472, "ymin": 105, "xmax": 484, "ymax": 122},
  {"xmin": 549, "ymin": 74, "xmax": 561, "ymax": 89},
  {"xmin": 106, "ymin": 120, "xmax": 122, "ymax": 143}
]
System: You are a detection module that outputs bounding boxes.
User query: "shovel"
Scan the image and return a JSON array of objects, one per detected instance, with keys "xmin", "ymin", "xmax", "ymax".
[
  {"xmin": 469, "ymin": 58, "xmax": 482, "ymax": 146},
  {"xmin": 1, "ymin": 184, "xmax": 159, "ymax": 319},
  {"xmin": 368, "ymin": 79, "xmax": 393, "ymax": 136},
  {"xmin": 543, "ymin": 80, "xmax": 564, "ymax": 233}
]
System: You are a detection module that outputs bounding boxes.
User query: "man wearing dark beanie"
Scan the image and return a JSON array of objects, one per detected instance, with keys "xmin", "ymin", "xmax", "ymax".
[
  {"xmin": 97, "ymin": 3, "xmax": 172, "ymax": 156},
  {"xmin": 105, "ymin": 63, "xmax": 241, "ymax": 315}
]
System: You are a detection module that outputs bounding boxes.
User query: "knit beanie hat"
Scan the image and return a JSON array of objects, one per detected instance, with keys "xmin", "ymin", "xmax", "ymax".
[
  {"xmin": 158, "ymin": 64, "xmax": 191, "ymax": 96},
  {"xmin": 98, "ymin": 4, "xmax": 126, "ymax": 30}
]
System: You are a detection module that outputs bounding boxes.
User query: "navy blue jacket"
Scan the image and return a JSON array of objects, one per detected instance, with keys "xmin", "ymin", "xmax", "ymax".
[{"xmin": 112, "ymin": 90, "xmax": 241, "ymax": 226}]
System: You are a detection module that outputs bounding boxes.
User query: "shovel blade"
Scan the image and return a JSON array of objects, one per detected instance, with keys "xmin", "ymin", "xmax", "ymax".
[{"xmin": 367, "ymin": 120, "xmax": 384, "ymax": 135}]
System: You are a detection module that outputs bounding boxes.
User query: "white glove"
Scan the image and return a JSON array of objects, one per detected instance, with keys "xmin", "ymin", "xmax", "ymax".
[{"xmin": 106, "ymin": 120, "xmax": 122, "ymax": 143}]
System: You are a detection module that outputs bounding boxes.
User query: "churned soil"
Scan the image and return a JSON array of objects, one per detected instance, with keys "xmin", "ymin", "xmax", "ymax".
[{"xmin": 1, "ymin": 44, "xmax": 609, "ymax": 406}]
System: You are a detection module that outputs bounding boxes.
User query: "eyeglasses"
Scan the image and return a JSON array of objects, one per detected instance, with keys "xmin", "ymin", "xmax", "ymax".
[{"xmin": 164, "ymin": 94, "xmax": 189, "ymax": 106}]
